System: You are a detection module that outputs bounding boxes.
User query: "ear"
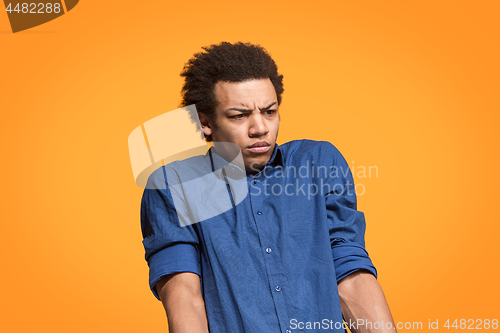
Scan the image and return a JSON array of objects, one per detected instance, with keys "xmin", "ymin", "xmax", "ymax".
[{"xmin": 198, "ymin": 112, "xmax": 212, "ymax": 137}]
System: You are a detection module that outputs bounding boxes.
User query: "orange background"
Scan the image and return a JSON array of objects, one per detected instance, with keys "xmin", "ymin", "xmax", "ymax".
[{"xmin": 1, "ymin": 1, "xmax": 499, "ymax": 332}]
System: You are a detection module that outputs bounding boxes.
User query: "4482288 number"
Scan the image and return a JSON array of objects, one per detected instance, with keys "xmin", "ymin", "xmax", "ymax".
[
  {"xmin": 444, "ymin": 319, "xmax": 498, "ymax": 329},
  {"xmin": 6, "ymin": 3, "xmax": 61, "ymax": 14}
]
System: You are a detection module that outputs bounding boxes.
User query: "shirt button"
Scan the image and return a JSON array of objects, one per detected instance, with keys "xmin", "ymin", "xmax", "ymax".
[
  {"xmin": 275, "ymin": 286, "xmax": 281, "ymax": 292},
  {"xmin": 286, "ymin": 330, "xmax": 292, "ymax": 333},
  {"xmin": 257, "ymin": 211, "xmax": 262, "ymax": 215},
  {"xmin": 266, "ymin": 247, "xmax": 272, "ymax": 254}
]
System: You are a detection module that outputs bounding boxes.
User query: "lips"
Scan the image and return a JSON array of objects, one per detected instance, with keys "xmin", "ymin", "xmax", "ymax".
[{"xmin": 248, "ymin": 142, "xmax": 270, "ymax": 154}]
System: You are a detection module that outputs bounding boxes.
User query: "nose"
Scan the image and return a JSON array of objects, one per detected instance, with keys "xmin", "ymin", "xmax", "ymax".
[{"xmin": 248, "ymin": 112, "xmax": 269, "ymax": 137}]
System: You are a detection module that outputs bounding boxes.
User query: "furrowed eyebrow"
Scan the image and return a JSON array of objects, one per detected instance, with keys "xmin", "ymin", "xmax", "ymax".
[
  {"xmin": 226, "ymin": 102, "xmax": 277, "ymax": 112},
  {"xmin": 261, "ymin": 102, "xmax": 277, "ymax": 110}
]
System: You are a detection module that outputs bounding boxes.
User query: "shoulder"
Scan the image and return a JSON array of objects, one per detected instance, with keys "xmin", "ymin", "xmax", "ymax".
[
  {"xmin": 145, "ymin": 154, "xmax": 209, "ymax": 190},
  {"xmin": 279, "ymin": 139, "xmax": 343, "ymax": 161},
  {"xmin": 144, "ymin": 165, "xmax": 169, "ymax": 190}
]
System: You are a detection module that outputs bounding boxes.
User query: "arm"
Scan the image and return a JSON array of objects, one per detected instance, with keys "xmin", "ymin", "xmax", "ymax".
[
  {"xmin": 320, "ymin": 142, "xmax": 396, "ymax": 332},
  {"xmin": 156, "ymin": 272, "xmax": 209, "ymax": 333},
  {"xmin": 141, "ymin": 168, "xmax": 206, "ymax": 330},
  {"xmin": 338, "ymin": 270, "xmax": 396, "ymax": 333}
]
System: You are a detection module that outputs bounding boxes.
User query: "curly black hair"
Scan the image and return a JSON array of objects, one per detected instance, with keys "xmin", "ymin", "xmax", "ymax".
[{"xmin": 180, "ymin": 41, "xmax": 284, "ymax": 141}]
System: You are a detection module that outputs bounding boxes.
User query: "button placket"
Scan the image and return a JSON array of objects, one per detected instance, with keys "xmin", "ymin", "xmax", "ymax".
[{"xmin": 249, "ymin": 170, "xmax": 289, "ymax": 333}]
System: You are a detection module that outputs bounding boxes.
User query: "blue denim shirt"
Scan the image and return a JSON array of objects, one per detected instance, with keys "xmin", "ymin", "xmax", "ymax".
[{"xmin": 140, "ymin": 139, "xmax": 377, "ymax": 333}]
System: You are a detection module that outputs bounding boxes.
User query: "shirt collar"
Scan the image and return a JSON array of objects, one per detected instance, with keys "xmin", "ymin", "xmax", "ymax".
[
  {"xmin": 268, "ymin": 142, "xmax": 284, "ymax": 168},
  {"xmin": 204, "ymin": 143, "xmax": 284, "ymax": 180},
  {"xmin": 204, "ymin": 147, "xmax": 245, "ymax": 180}
]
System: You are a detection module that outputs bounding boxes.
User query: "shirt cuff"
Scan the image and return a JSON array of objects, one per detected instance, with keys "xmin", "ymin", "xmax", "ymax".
[
  {"xmin": 148, "ymin": 243, "xmax": 201, "ymax": 300},
  {"xmin": 331, "ymin": 242, "xmax": 377, "ymax": 283}
]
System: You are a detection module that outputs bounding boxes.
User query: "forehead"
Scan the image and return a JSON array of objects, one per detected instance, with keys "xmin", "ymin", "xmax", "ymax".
[{"xmin": 214, "ymin": 78, "xmax": 277, "ymax": 109}]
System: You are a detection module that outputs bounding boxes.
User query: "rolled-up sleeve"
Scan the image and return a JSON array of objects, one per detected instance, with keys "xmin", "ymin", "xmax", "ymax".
[
  {"xmin": 323, "ymin": 143, "xmax": 377, "ymax": 283},
  {"xmin": 140, "ymin": 166, "xmax": 201, "ymax": 300}
]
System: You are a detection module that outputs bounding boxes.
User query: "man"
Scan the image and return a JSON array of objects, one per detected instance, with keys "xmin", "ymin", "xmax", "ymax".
[{"xmin": 140, "ymin": 41, "xmax": 397, "ymax": 332}]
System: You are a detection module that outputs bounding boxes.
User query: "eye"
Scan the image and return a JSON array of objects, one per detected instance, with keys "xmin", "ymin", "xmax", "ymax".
[
  {"xmin": 263, "ymin": 109, "xmax": 277, "ymax": 116},
  {"xmin": 230, "ymin": 114, "xmax": 246, "ymax": 120}
]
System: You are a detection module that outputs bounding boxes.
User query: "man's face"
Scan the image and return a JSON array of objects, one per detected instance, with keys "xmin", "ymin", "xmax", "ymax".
[{"xmin": 200, "ymin": 78, "xmax": 280, "ymax": 174}]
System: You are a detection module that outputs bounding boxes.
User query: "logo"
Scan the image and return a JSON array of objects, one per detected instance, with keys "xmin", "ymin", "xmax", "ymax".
[
  {"xmin": 3, "ymin": 1, "xmax": 78, "ymax": 33},
  {"xmin": 129, "ymin": 105, "xmax": 249, "ymax": 227}
]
